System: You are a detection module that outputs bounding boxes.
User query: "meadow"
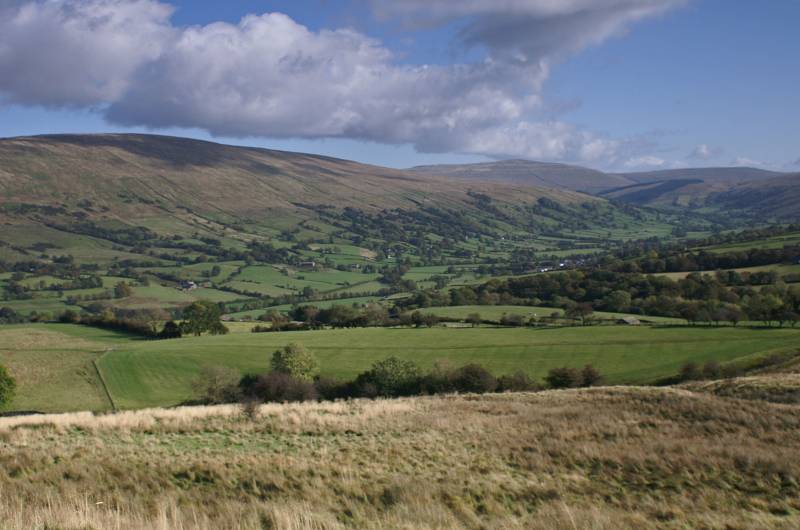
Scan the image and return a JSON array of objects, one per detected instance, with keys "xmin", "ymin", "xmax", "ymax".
[
  {"xmin": 1, "ymin": 386, "xmax": 798, "ymax": 529},
  {"xmin": 2, "ymin": 323, "xmax": 800, "ymax": 412}
]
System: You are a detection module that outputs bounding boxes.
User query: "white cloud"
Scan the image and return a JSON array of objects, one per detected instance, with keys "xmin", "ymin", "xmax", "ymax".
[
  {"xmin": 623, "ymin": 155, "xmax": 666, "ymax": 169},
  {"xmin": 0, "ymin": 0, "xmax": 174, "ymax": 106},
  {"xmin": 688, "ymin": 143, "xmax": 722, "ymax": 160},
  {"xmin": 0, "ymin": 0, "xmax": 688, "ymax": 165},
  {"xmin": 731, "ymin": 156, "xmax": 763, "ymax": 167}
]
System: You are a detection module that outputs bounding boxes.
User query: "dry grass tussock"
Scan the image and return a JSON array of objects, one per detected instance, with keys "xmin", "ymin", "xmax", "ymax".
[
  {"xmin": 682, "ymin": 373, "xmax": 800, "ymax": 404},
  {"xmin": 1, "ymin": 387, "xmax": 799, "ymax": 529}
]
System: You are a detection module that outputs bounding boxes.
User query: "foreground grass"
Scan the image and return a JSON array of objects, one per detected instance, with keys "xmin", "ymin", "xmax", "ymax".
[
  {"xmin": 1, "ymin": 388, "xmax": 799, "ymax": 529},
  {"xmin": 99, "ymin": 325, "xmax": 800, "ymax": 409}
]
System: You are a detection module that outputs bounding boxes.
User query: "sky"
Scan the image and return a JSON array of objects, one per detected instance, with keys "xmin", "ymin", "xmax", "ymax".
[{"xmin": 0, "ymin": 0, "xmax": 798, "ymax": 171}]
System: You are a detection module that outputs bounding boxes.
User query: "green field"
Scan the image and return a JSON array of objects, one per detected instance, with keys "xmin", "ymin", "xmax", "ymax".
[
  {"xmin": 0, "ymin": 325, "xmax": 135, "ymax": 412},
  {"xmin": 420, "ymin": 305, "xmax": 683, "ymax": 323},
  {"xmin": 3, "ymin": 323, "xmax": 797, "ymax": 412},
  {"xmin": 99, "ymin": 326, "xmax": 800, "ymax": 409}
]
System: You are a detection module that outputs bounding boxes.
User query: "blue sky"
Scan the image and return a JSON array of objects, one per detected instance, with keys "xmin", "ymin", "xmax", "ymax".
[{"xmin": 0, "ymin": 0, "xmax": 797, "ymax": 171}]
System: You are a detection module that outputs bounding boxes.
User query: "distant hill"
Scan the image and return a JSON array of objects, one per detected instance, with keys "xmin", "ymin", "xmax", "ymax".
[
  {"xmin": 708, "ymin": 173, "xmax": 800, "ymax": 220},
  {"xmin": 0, "ymin": 134, "xmax": 590, "ymax": 223},
  {"xmin": 1, "ymin": 134, "xmax": 633, "ymax": 266},
  {"xmin": 409, "ymin": 159, "xmax": 631, "ymax": 194},
  {"xmin": 410, "ymin": 159, "xmax": 796, "ymax": 218},
  {"xmin": 0, "ymin": 134, "xmax": 576, "ymax": 216},
  {"xmin": 619, "ymin": 167, "xmax": 783, "ymax": 185}
]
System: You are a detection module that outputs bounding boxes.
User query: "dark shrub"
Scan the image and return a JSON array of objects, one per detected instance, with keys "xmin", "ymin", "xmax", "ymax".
[
  {"xmin": 497, "ymin": 371, "xmax": 540, "ymax": 392},
  {"xmin": 580, "ymin": 364, "xmax": 604, "ymax": 387},
  {"xmin": 702, "ymin": 360, "xmax": 722, "ymax": 380},
  {"xmin": 159, "ymin": 320, "xmax": 183, "ymax": 339},
  {"xmin": 450, "ymin": 364, "xmax": 497, "ymax": 393},
  {"xmin": 58, "ymin": 310, "xmax": 80, "ymax": 324},
  {"xmin": 314, "ymin": 376, "xmax": 350, "ymax": 400},
  {"xmin": 679, "ymin": 362, "xmax": 702, "ymax": 381},
  {"xmin": 252, "ymin": 372, "xmax": 318, "ymax": 403},
  {"xmin": 545, "ymin": 367, "xmax": 583, "ymax": 389}
]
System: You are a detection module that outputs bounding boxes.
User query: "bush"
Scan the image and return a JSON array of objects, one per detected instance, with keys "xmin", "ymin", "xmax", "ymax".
[
  {"xmin": 355, "ymin": 357, "xmax": 422, "ymax": 397},
  {"xmin": 0, "ymin": 364, "xmax": 16, "ymax": 408},
  {"xmin": 270, "ymin": 343, "xmax": 319, "ymax": 381},
  {"xmin": 191, "ymin": 366, "xmax": 241, "ymax": 404},
  {"xmin": 497, "ymin": 371, "xmax": 540, "ymax": 392},
  {"xmin": 250, "ymin": 372, "xmax": 318, "ymax": 403},
  {"xmin": 314, "ymin": 376, "xmax": 350, "ymax": 400},
  {"xmin": 545, "ymin": 367, "xmax": 583, "ymax": 389},
  {"xmin": 159, "ymin": 320, "xmax": 183, "ymax": 339},
  {"xmin": 580, "ymin": 364, "xmax": 603, "ymax": 387},
  {"xmin": 449, "ymin": 363, "xmax": 497, "ymax": 393},
  {"xmin": 702, "ymin": 360, "xmax": 722, "ymax": 379},
  {"xmin": 679, "ymin": 362, "xmax": 702, "ymax": 382}
]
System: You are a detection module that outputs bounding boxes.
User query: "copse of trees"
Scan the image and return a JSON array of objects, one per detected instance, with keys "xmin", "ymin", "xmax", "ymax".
[
  {"xmin": 395, "ymin": 268, "xmax": 800, "ymax": 327},
  {"xmin": 181, "ymin": 301, "xmax": 229, "ymax": 336}
]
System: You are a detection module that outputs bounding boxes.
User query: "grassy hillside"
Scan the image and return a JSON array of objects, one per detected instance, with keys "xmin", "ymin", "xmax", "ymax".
[
  {"xmin": 1, "ymin": 388, "xmax": 799, "ymax": 529},
  {"xmin": 409, "ymin": 159, "xmax": 631, "ymax": 194},
  {"xmin": 1, "ymin": 133, "xmax": 691, "ymax": 318},
  {"xmin": 3, "ymin": 323, "xmax": 799, "ymax": 412}
]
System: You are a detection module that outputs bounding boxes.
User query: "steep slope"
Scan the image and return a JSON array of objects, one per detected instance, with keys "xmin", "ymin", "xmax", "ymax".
[
  {"xmin": 409, "ymin": 159, "xmax": 632, "ymax": 194},
  {"xmin": 3, "ymin": 134, "xmax": 644, "ymax": 268},
  {"xmin": 0, "ymin": 134, "xmax": 585, "ymax": 220},
  {"xmin": 708, "ymin": 173, "xmax": 800, "ymax": 219}
]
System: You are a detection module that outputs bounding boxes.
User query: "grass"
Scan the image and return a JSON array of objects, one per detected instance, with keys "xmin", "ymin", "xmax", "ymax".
[
  {"xmin": 1, "ymin": 388, "xmax": 799, "ymax": 529},
  {"xmin": 0, "ymin": 324, "xmax": 134, "ymax": 412},
  {"xmin": 93, "ymin": 325, "xmax": 800, "ymax": 409},
  {"xmin": 656, "ymin": 263, "xmax": 800, "ymax": 280},
  {"xmin": 226, "ymin": 296, "xmax": 380, "ymax": 319},
  {"xmin": 420, "ymin": 305, "xmax": 683, "ymax": 323}
]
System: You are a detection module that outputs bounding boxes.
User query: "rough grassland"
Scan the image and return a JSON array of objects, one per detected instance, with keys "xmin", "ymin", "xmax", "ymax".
[{"xmin": 1, "ymin": 388, "xmax": 799, "ymax": 529}]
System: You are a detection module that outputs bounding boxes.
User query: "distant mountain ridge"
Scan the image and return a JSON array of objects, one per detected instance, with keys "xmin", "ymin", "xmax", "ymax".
[
  {"xmin": 409, "ymin": 159, "xmax": 629, "ymax": 194},
  {"xmin": 410, "ymin": 159, "xmax": 796, "ymax": 218}
]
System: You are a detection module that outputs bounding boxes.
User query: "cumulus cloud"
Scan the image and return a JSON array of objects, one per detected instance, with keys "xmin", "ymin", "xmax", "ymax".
[
  {"xmin": 0, "ymin": 0, "xmax": 687, "ymax": 164},
  {"xmin": 0, "ymin": 0, "xmax": 174, "ymax": 106}
]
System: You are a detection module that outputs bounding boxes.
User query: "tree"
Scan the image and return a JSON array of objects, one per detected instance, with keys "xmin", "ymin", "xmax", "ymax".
[
  {"xmin": 0, "ymin": 364, "xmax": 16, "ymax": 408},
  {"xmin": 566, "ymin": 303, "xmax": 594, "ymax": 326},
  {"xmin": 271, "ymin": 343, "xmax": 319, "ymax": 381},
  {"xmin": 356, "ymin": 357, "xmax": 421, "ymax": 397},
  {"xmin": 113, "ymin": 281, "xmax": 133, "ymax": 299},
  {"xmin": 192, "ymin": 366, "xmax": 240, "ymax": 404},
  {"xmin": 159, "ymin": 320, "xmax": 183, "ymax": 339},
  {"xmin": 182, "ymin": 300, "xmax": 225, "ymax": 336},
  {"xmin": 466, "ymin": 313, "xmax": 482, "ymax": 328}
]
